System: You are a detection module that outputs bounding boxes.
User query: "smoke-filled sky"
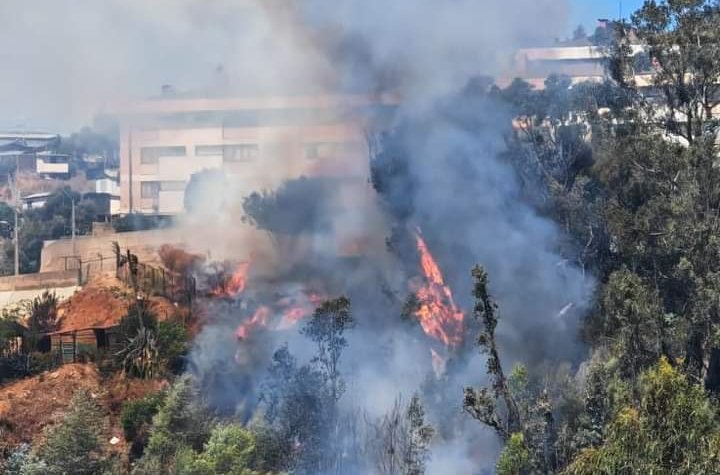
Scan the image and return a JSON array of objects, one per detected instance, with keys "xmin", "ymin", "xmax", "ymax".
[{"xmin": 0, "ymin": 0, "xmax": 579, "ymax": 132}]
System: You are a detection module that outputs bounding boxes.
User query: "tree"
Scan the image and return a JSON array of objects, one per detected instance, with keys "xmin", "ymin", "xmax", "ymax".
[
  {"xmin": 259, "ymin": 345, "xmax": 332, "ymax": 474},
  {"xmin": 258, "ymin": 300, "xmax": 356, "ymax": 475},
  {"xmin": 242, "ymin": 176, "xmax": 337, "ymax": 235},
  {"xmin": 464, "ymin": 266, "xmax": 520, "ymax": 441},
  {"xmin": 615, "ymin": 0, "xmax": 720, "ymax": 143},
  {"xmin": 135, "ymin": 375, "xmax": 213, "ymax": 473},
  {"xmin": 464, "ymin": 267, "xmax": 570, "ymax": 473},
  {"xmin": 367, "ymin": 395, "xmax": 435, "ymax": 475},
  {"xmin": 34, "ymin": 390, "xmax": 109, "ymax": 475},
  {"xmin": 597, "ymin": 270, "xmax": 665, "ymax": 379},
  {"xmin": 25, "ymin": 290, "xmax": 58, "ymax": 352},
  {"xmin": 26, "ymin": 290, "xmax": 58, "ymax": 334},
  {"xmin": 565, "ymin": 358, "xmax": 720, "ymax": 474},
  {"xmin": 156, "ymin": 319, "xmax": 189, "ymax": 374},
  {"xmin": 572, "ymin": 25, "xmax": 587, "ymax": 41},
  {"xmin": 300, "ymin": 296, "xmax": 355, "ymax": 403},
  {"xmin": 496, "ymin": 433, "xmax": 531, "ymax": 475},
  {"xmin": 121, "ymin": 391, "xmax": 166, "ymax": 460},
  {"xmin": 174, "ymin": 423, "xmax": 271, "ymax": 475},
  {"xmin": 404, "ymin": 395, "xmax": 434, "ymax": 475}
]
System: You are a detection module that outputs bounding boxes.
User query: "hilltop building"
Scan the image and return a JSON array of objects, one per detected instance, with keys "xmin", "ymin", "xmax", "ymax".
[{"xmin": 116, "ymin": 92, "xmax": 397, "ymax": 215}]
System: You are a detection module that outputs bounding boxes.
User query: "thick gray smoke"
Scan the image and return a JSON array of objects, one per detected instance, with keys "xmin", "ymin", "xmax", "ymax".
[
  {"xmin": 179, "ymin": 1, "xmax": 593, "ymax": 474},
  {"xmin": 0, "ymin": 0, "xmax": 567, "ymax": 131},
  {"xmin": 0, "ymin": 0, "xmax": 333, "ymax": 131},
  {"xmin": 4, "ymin": 0, "xmax": 593, "ymax": 472}
]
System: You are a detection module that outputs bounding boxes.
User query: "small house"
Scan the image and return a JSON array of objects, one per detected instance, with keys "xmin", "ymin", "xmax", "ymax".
[{"xmin": 47, "ymin": 325, "xmax": 120, "ymax": 363}]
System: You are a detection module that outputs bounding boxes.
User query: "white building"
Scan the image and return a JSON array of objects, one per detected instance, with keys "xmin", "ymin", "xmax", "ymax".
[{"xmin": 115, "ymin": 92, "xmax": 397, "ymax": 215}]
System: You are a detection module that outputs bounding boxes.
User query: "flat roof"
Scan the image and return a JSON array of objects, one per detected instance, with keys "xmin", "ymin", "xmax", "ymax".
[{"xmin": 112, "ymin": 92, "xmax": 401, "ymax": 117}]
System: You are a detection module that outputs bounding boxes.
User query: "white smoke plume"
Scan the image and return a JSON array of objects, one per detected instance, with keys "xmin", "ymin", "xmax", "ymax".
[
  {"xmin": 0, "ymin": 0, "xmax": 566, "ymax": 130},
  {"xmin": 3, "ymin": 1, "xmax": 595, "ymax": 473}
]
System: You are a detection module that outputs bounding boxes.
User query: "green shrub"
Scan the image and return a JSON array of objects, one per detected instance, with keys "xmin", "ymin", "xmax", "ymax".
[
  {"xmin": 26, "ymin": 290, "xmax": 58, "ymax": 335},
  {"xmin": 35, "ymin": 389, "xmax": 110, "ymax": 475},
  {"xmin": 135, "ymin": 376, "xmax": 213, "ymax": 472},
  {"xmin": 28, "ymin": 351, "xmax": 60, "ymax": 375},
  {"xmin": 175, "ymin": 423, "xmax": 264, "ymax": 475},
  {"xmin": 497, "ymin": 432, "xmax": 531, "ymax": 475},
  {"xmin": 75, "ymin": 343, "xmax": 98, "ymax": 363},
  {"xmin": 0, "ymin": 354, "xmax": 29, "ymax": 382},
  {"xmin": 115, "ymin": 301, "xmax": 160, "ymax": 378},
  {"xmin": 157, "ymin": 319, "xmax": 188, "ymax": 374},
  {"xmin": 121, "ymin": 391, "xmax": 166, "ymax": 460},
  {"xmin": 121, "ymin": 392, "xmax": 166, "ymax": 441}
]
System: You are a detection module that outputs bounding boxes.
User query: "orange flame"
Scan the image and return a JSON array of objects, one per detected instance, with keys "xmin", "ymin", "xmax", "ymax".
[
  {"xmin": 212, "ymin": 261, "xmax": 250, "ymax": 297},
  {"xmin": 278, "ymin": 306, "xmax": 307, "ymax": 329},
  {"xmin": 236, "ymin": 305, "xmax": 271, "ymax": 340},
  {"xmin": 237, "ymin": 290, "xmax": 327, "ymax": 339},
  {"xmin": 412, "ymin": 230, "xmax": 465, "ymax": 346},
  {"xmin": 276, "ymin": 291, "xmax": 326, "ymax": 329}
]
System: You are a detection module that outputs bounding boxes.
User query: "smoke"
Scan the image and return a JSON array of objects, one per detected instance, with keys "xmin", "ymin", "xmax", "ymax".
[
  {"xmin": 173, "ymin": 2, "xmax": 593, "ymax": 473},
  {"xmin": 6, "ymin": 0, "xmax": 595, "ymax": 472},
  {"xmin": 0, "ymin": 0, "xmax": 334, "ymax": 131},
  {"xmin": 301, "ymin": 0, "xmax": 568, "ymax": 100},
  {"xmin": 170, "ymin": 1, "xmax": 588, "ymax": 473},
  {"xmin": 0, "ymin": 0, "xmax": 568, "ymax": 131}
]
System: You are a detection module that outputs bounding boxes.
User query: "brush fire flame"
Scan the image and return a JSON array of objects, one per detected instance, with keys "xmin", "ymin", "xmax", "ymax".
[
  {"xmin": 412, "ymin": 229, "xmax": 465, "ymax": 347},
  {"xmin": 236, "ymin": 305, "xmax": 271, "ymax": 340},
  {"xmin": 212, "ymin": 261, "xmax": 250, "ymax": 297},
  {"xmin": 235, "ymin": 291, "xmax": 326, "ymax": 340}
]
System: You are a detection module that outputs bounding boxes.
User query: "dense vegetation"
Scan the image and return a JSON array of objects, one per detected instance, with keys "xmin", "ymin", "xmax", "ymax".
[
  {"xmin": 0, "ymin": 188, "xmax": 103, "ymax": 274},
  {"xmin": 470, "ymin": 2, "xmax": 720, "ymax": 472}
]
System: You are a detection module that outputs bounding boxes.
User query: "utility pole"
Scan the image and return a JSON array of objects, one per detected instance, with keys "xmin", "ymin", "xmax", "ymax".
[
  {"xmin": 61, "ymin": 188, "xmax": 77, "ymax": 261},
  {"xmin": 13, "ymin": 154, "xmax": 19, "ymax": 277},
  {"xmin": 71, "ymin": 197, "xmax": 76, "ymax": 257},
  {"xmin": 128, "ymin": 129, "xmax": 133, "ymax": 214}
]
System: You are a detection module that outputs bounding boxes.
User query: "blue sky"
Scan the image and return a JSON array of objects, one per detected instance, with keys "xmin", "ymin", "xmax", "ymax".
[{"xmin": 570, "ymin": 0, "xmax": 646, "ymax": 31}]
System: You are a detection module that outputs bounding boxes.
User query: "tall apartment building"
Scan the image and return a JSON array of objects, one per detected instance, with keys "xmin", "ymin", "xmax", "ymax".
[{"xmin": 117, "ymin": 93, "xmax": 397, "ymax": 215}]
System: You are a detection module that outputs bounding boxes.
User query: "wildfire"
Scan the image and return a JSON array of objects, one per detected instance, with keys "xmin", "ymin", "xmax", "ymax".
[
  {"xmin": 412, "ymin": 229, "xmax": 465, "ymax": 347},
  {"xmin": 212, "ymin": 261, "xmax": 250, "ymax": 297},
  {"xmin": 236, "ymin": 305, "xmax": 271, "ymax": 339},
  {"xmin": 237, "ymin": 290, "xmax": 326, "ymax": 339}
]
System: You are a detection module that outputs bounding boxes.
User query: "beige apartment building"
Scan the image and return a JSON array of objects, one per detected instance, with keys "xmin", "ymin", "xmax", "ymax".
[
  {"xmin": 117, "ymin": 93, "xmax": 397, "ymax": 215},
  {"xmin": 505, "ymin": 43, "xmax": 647, "ymax": 89}
]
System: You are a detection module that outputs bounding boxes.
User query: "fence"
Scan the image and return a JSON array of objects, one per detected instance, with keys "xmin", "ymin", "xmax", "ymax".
[
  {"xmin": 115, "ymin": 246, "xmax": 196, "ymax": 306},
  {"xmin": 64, "ymin": 254, "xmax": 116, "ymax": 285}
]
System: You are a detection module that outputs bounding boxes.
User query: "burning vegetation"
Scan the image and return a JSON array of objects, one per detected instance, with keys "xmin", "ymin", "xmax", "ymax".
[
  {"xmin": 410, "ymin": 230, "xmax": 465, "ymax": 347},
  {"xmin": 9, "ymin": 1, "xmax": 720, "ymax": 474}
]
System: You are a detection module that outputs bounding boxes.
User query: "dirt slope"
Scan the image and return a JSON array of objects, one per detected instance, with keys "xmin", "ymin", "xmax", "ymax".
[
  {"xmin": 0, "ymin": 364, "xmax": 103, "ymax": 453},
  {"xmin": 0, "ymin": 363, "xmax": 166, "ymax": 458}
]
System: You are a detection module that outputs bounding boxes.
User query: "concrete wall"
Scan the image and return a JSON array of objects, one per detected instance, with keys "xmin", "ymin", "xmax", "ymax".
[
  {"xmin": 0, "ymin": 270, "xmax": 79, "ymax": 291},
  {"xmin": 40, "ymin": 229, "xmax": 190, "ymax": 273}
]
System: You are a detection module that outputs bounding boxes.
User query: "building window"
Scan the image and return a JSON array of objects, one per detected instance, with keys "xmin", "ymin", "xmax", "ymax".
[
  {"xmin": 140, "ymin": 146, "xmax": 186, "ymax": 164},
  {"xmin": 223, "ymin": 144, "xmax": 260, "ymax": 163},
  {"xmin": 160, "ymin": 181, "xmax": 186, "ymax": 192},
  {"xmin": 141, "ymin": 181, "xmax": 160, "ymax": 199},
  {"xmin": 304, "ymin": 142, "xmax": 358, "ymax": 160},
  {"xmin": 195, "ymin": 145, "xmax": 224, "ymax": 156}
]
